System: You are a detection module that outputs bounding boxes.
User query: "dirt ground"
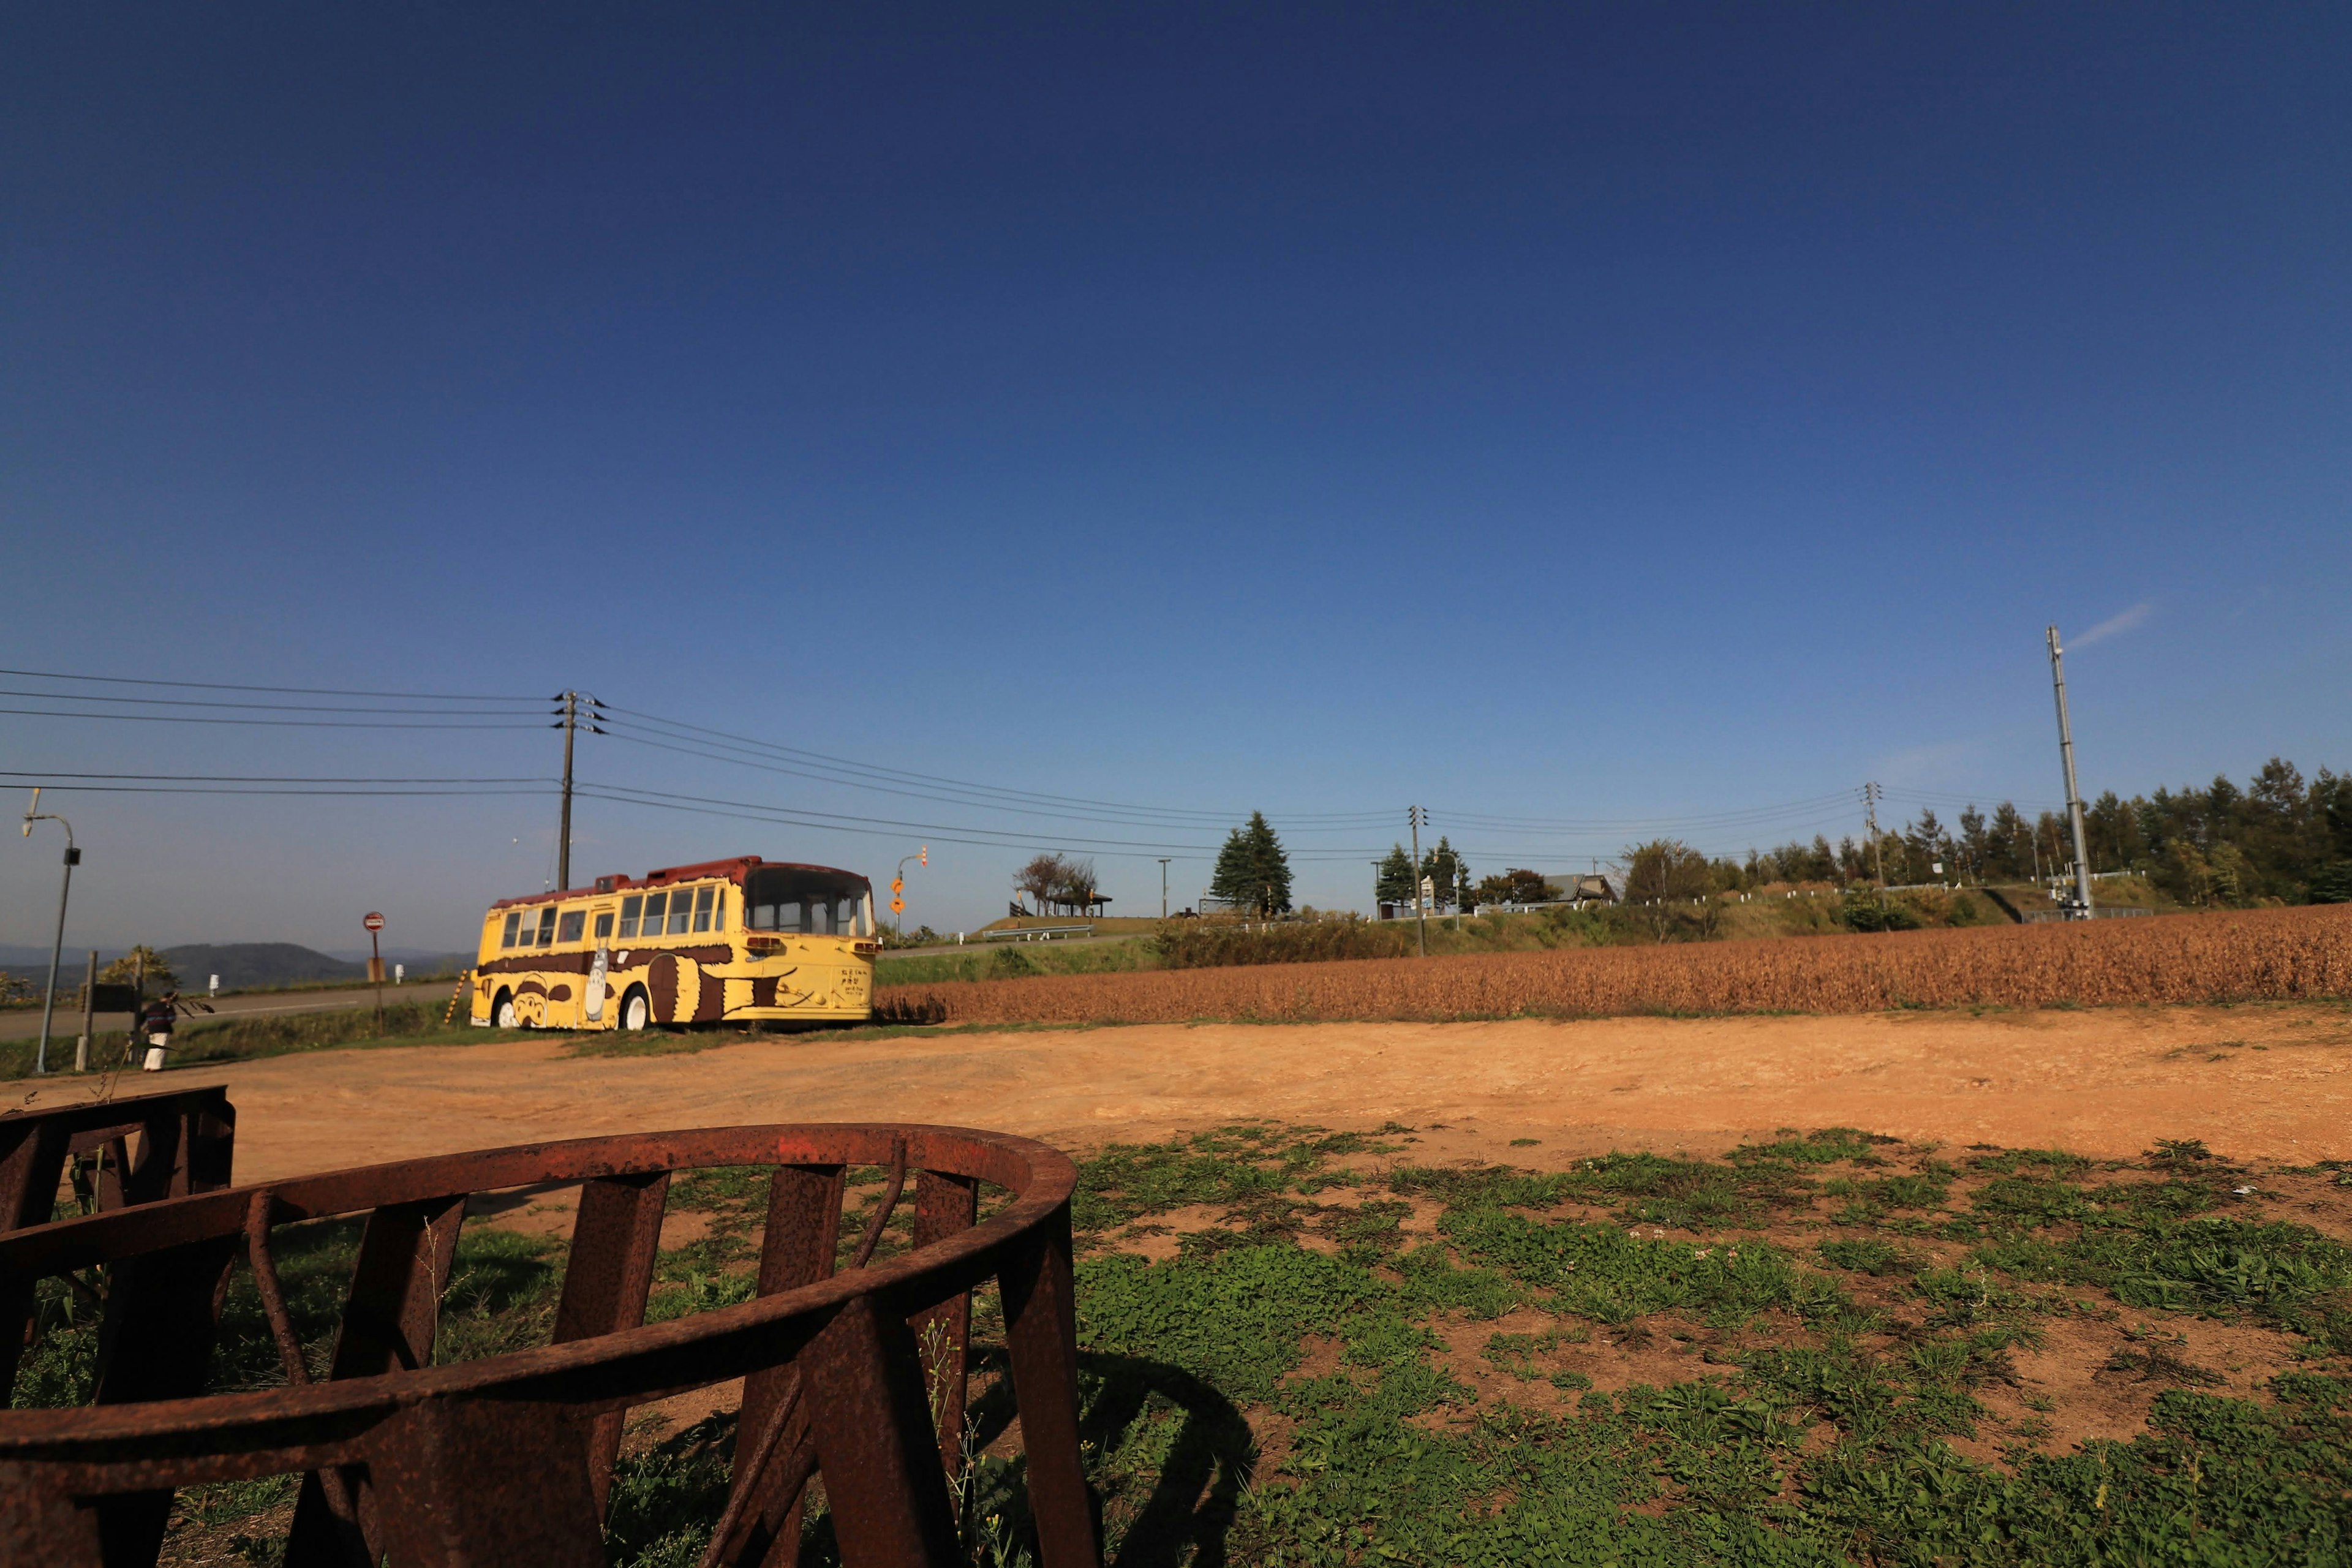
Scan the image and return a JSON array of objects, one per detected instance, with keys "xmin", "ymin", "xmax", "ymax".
[{"xmin": 81, "ymin": 998, "xmax": 2352, "ymax": 1181}]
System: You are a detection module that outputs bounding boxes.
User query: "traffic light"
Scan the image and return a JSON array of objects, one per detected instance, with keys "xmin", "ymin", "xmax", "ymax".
[{"xmin": 919, "ymin": 846, "xmax": 928, "ymax": 867}]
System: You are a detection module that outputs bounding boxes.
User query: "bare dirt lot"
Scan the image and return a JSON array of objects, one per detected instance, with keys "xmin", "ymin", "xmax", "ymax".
[{"xmin": 124, "ymin": 998, "xmax": 2352, "ymax": 1182}]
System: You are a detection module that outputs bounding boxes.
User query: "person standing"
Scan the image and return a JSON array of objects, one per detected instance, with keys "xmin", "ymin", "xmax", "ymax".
[{"xmin": 137, "ymin": 990, "xmax": 178, "ymax": 1071}]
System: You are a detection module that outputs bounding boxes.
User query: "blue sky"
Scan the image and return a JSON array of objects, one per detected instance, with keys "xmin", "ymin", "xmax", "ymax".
[{"xmin": 3, "ymin": 4, "xmax": 2347, "ymax": 951}]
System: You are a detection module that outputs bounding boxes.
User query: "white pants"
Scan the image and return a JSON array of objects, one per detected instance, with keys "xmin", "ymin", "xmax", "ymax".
[{"xmin": 142, "ymin": 1034, "xmax": 170, "ymax": 1071}]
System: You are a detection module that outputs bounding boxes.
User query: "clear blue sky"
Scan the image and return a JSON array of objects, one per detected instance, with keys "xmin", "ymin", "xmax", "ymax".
[{"xmin": 4, "ymin": 5, "xmax": 2346, "ymax": 952}]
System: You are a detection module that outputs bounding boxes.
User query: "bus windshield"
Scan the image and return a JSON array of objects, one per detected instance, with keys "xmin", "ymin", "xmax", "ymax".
[{"xmin": 745, "ymin": 867, "xmax": 872, "ymax": 937}]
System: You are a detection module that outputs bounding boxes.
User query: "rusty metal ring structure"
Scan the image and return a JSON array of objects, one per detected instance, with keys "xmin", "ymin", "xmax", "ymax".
[{"xmin": 0, "ymin": 1123, "xmax": 1098, "ymax": 1568}]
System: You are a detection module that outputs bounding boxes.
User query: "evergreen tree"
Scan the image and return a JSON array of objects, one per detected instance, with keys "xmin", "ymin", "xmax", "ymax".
[
  {"xmin": 1375, "ymin": 844, "xmax": 1415, "ymax": 904},
  {"xmin": 1419, "ymin": 836, "xmax": 1468, "ymax": 909},
  {"xmin": 1210, "ymin": 812, "xmax": 1294, "ymax": 916}
]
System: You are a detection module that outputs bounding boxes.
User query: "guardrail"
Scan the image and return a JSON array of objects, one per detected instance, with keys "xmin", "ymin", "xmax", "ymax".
[
  {"xmin": 979, "ymin": 924, "xmax": 1095, "ymax": 943},
  {"xmin": 0, "ymin": 1122, "xmax": 1097, "ymax": 1567}
]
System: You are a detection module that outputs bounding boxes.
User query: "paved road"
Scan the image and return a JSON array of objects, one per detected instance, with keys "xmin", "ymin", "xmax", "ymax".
[{"xmin": 0, "ymin": 982, "xmax": 455, "ymax": 1040}]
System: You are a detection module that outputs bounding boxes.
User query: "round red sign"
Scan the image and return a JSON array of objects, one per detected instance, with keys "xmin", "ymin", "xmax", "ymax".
[{"xmin": 364, "ymin": 912, "xmax": 385, "ymax": 931}]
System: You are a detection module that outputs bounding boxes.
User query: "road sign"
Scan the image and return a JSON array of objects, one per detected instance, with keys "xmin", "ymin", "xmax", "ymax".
[
  {"xmin": 364, "ymin": 912, "xmax": 385, "ymax": 932},
  {"xmin": 890, "ymin": 897, "xmax": 905, "ymax": 914}
]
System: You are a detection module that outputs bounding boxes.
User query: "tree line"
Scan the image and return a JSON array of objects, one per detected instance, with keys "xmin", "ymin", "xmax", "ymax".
[{"xmin": 1735, "ymin": 758, "xmax": 2352, "ymax": 906}]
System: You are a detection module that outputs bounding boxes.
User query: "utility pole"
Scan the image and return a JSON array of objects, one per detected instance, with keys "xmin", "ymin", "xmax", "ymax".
[
  {"xmin": 555, "ymin": 692, "xmax": 578, "ymax": 892},
  {"xmin": 2046, "ymin": 626, "xmax": 2096, "ymax": 918},
  {"xmin": 76, "ymin": 950, "xmax": 96, "ymax": 1073},
  {"xmin": 1860, "ymin": 782, "xmax": 1885, "ymax": 888},
  {"xmin": 20, "ymin": 790, "xmax": 78, "ymax": 1076},
  {"xmin": 550, "ymin": 691, "xmax": 606, "ymax": 892},
  {"xmin": 1408, "ymin": 805, "xmax": 1428, "ymax": 957},
  {"xmin": 1157, "ymin": 858, "xmax": 1171, "ymax": 918}
]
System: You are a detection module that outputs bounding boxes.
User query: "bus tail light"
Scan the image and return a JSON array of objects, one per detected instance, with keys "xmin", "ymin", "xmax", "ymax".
[{"xmin": 853, "ymin": 941, "xmax": 878, "ymax": 957}]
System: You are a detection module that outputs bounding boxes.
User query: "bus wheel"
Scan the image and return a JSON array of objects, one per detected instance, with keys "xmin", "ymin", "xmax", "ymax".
[
  {"xmin": 621, "ymin": 986, "xmax": 650, "ymax": 1031},
  {"xmin": 494, "ymin": 990, "xmax": 519, "ymax": 1029}
]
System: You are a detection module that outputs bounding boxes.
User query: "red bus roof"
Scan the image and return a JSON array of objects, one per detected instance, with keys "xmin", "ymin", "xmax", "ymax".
[{"xmin": 486, "ymin": 856, "xmax": 869, "ymax": 911}]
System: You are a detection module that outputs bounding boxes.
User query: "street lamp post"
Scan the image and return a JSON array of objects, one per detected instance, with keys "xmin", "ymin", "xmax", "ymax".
[
  {"xmin": 20, "ymin": 790, "xmax": 80, "ymax": 1077},
  {"xmin": 892, "ymin": 847, "xmax": 927, "ymax": 937}
]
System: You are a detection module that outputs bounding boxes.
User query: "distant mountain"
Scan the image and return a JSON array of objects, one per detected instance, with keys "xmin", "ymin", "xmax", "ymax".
[
  {"xmin": 159, "ymin": 943, "xmax": 366, "ymax": 989},
  {"xmin": 0, "ymin": 946, "xmax": 126, "ymax": 974}
]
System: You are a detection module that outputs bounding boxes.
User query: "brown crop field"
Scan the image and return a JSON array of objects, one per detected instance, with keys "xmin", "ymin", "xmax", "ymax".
[{"xmin": 875, "ymin": 902, "xmax": 2352, "ymax": 1024}]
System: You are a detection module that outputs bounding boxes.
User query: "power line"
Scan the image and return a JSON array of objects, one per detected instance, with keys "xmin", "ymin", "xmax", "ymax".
[
  {"xmin": 0, "ymin": 707, "xmax": 546, "ymax": 729},
  {"xmin": 0, "ymin": 687, "xmax": 548, "ymax": 717},
  {"xmin": 0, "ymin": 771, "xmax": 552, "ymax": 783},
  {"xmin": 576, "ymin": 781, "xmax": 1238, "ymax": 856},
  {"xmin": 0, "ymin": 666, "xmax": 541, "ymax": 701},
  {"xmin": 601, "ymin": 702, "xmax": 1393, "ymax": 826},
  {"xmin": 598, "ymin": 721, "xmax": 1392, "ymax": 834}
]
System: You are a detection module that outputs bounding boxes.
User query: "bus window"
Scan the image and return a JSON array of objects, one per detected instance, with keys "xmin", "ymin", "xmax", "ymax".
[
  {"xmin": 693, "ymin": 886, "xmax": 715, "ymax": 932},
  {"xmin": 620, "ymin": 894, "xmax": 643, "ymax": 938},
  {"xmin": 744, "ymin": 867, "xmax": 873, "ymax": 936},
  {"xmin": 501, "ymin": 912, "xmax": 522, "ymax": 949},
  {"xmin": 557, "ymin": 910, "xmax": 586, "ymax": 944},
  {"xmin": 536, "ymin": 908, "xmax": 558, "ymax": 946},
  {"xmin": 669, "ymin": 891, "xmax": 694, "ymax": 935},
  {"xmin": 640, "ymin": 892, "xmax": 668, "ymax": 937},
  {"xmin": 711, "ymin": 890, "xmax": 726, "ymax": 930},
  {"xmin": 594, "ymin": 911, "xmax": 614, "ymax": 940}
]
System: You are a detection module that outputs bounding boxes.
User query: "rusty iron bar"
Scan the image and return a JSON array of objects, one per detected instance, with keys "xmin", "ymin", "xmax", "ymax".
[
  {"xmin": 243, "ymin": 1190, "xmax": 368, "ymax": 1545},
  {"xmin": 700, "ymin": 1132, "xmax": 909, "ymax": 1566},
  {"xmin": 851, "ymin": 1136, "xmax": 908, "ymax": 1268},
  {"xmin": 0, "ymin": 1123, "xmax": 1099, "ymax": 1568},
  {"xmin": 0, "ymin": 1084, "xmax": 236, "ymax": 1396},
  {"xmin": 243, "ymin": 1191, "xmax": 309, "ymax": 1385},
  {"xmin": 698, "ymin": 1372, "xmax": 804, "ymax": 1568}
]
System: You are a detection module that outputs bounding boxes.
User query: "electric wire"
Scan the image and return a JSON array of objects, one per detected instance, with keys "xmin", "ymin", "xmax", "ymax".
[
  {"xmin": 0, "ymin": 688, "xmax": 549, "ymax": 717},
  {"xmin": 597, "ymin": 722, "xmax": 1393, "ymax": 834},
  {"xmin": 0, "ymin": 666, "xmax": 542, "ymax": 701},
  {"xmin": 599, "ymin": 703, "xmax": 1395, "ymax": 826},
  {"xmin": 0, "ymin": 708, "xmax": 551, "ymax": 729}
]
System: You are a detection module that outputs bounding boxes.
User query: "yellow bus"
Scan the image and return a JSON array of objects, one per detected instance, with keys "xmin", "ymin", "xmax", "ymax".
[{"xmin": 469, "ymin": 855, "xmax": 878, "ymax": 1032}]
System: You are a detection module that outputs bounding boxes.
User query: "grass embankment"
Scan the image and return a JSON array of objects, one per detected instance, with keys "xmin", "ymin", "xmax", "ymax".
[
  {"xmin": 0, "ymin": 1000, "xmax": 532, "ymax": 1083},
  {"xmin": 875, "ymin": 903, "xmax": 2352, "ymax": 1027},
  {"xmin": 14, "ymin": 1126, "xmax": 2350, "ymax": 1564},
  {"xmin": 875, "ymin": 937, "xmax": 1161, "ymax": 987}
]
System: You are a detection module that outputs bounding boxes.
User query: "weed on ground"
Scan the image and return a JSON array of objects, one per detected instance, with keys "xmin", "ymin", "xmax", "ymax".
[{"xmin": 13, "ymin": 1123, "xmax": 2351, "ymax": 1566}]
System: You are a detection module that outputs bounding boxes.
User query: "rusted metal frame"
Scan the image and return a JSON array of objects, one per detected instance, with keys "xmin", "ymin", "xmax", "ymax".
[
  {"xmin": 999, "ymin": 1201, "xmax": 1097, "ymax": 1568},
  {"xmin": 0, "ymin": 1206, "xmax": 1023, "ymax": 1481},
  {"xmin": 711, "ymin": 1162, "xmax": 843, "ymax": 1568},
  {"xmin": 0, "ymin": 1088, "xmax": 235, "ymax": 1393},
  {"xmin": 82, "ymin": 1227, "xmax": 243, "ymax": 1566},
  {"xmin": 696, "ymin": 1142, "xmax": 908, "ymax": 1568},
  {"xmin": 0, "ymin": 1086, "xmax": 235, "ymax": 1231},
  {"xmin": 243, "ymin": 1192, "xmax": 368, "ymax": 1559},
  {"xmin": 0, "ymin": 1177, "xmax": 1040, "ymax": 1471},
  {"xmin": 709, "ymin": 1139, "xmax": 908, "ymax": 1567},
  {"xmin": 0, "ymin": 1125, "xmax": 1091, "ymax": 1566},
  {"xmin": 910, "ymin": 1169, "xmax": 980, "ymax": 1478},
  {"xmin": 0, "ymin": 1125, "xmax": 1040, "ymax": 1285},
  {"xmin": 364, "ymin": 1395, "xmax": 606, "ymax": 1568},
  {"xmin": 283, "ymin": 1189, "xmax": 468, "ymax": 1567},
  {"xmin": 552, "ymin": 1169, "xmax": 673, "ymax": 1516},
  {"xmin": 798, "ymin": 1293, "xmax": 964, "ymax": 1567}
]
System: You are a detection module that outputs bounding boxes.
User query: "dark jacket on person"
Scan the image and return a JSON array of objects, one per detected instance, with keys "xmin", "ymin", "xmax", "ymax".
[{"xmin": 137, "ymin": 999, "xmax": 176, "ymax": 1037}]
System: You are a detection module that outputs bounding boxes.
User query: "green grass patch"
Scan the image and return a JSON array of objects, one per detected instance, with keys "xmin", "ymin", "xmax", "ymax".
[{"xmin": 15, "ymin": 1120, "xmax": 2351, "ymax": 1566}]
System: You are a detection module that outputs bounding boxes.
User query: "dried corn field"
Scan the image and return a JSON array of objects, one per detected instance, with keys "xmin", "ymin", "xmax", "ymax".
[{"xmin": 877, "ymin": 903, "xmax": 2352, "ymax": 1025}]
